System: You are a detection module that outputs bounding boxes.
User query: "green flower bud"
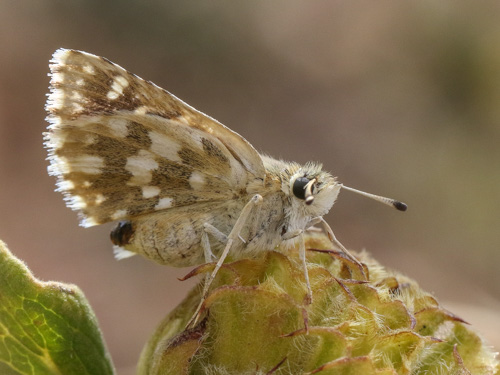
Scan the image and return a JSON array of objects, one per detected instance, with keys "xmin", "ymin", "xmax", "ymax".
[{"xmin": 139, "ymin": 232, "xmax": 499, "ymax": 375}]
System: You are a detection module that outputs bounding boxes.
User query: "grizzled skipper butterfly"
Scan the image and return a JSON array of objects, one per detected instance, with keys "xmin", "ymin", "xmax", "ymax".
[{"xmin": 45, "ymin": 49, "xmax": 406, "ymax": 325}]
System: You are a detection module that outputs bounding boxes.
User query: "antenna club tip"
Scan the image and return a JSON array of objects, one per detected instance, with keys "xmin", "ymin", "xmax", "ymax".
[{"xmin": 393, "ymin": 201, "xmax": 408, "ymax": 212}]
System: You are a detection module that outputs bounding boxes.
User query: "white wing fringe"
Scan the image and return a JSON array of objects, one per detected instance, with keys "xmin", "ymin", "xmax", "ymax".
[{"xmin": 113, "ymin": 246, "xmax": 136, "ymax": 260}]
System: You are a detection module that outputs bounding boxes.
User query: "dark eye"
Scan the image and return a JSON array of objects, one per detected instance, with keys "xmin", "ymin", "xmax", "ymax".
[{"xmin": 292, "ymin": 177, "xmax": 310, "ymax": 200}]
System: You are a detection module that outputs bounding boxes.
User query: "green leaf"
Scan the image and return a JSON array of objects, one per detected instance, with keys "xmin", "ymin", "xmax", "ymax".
[{"xmin": 0, "ymin": 240, "xmax": 114, "ymax": 375}]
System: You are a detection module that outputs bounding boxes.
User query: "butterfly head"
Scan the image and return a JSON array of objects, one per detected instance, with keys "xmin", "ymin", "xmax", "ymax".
[{"xmin": 288, "ymin": 163, "xmax": 340, "ymax": 218}]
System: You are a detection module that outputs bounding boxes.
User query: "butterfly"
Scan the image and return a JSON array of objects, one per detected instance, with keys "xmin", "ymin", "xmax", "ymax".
[{"xmin": 45, "ymin": 49, "xmax": 406, "ymax": 325}]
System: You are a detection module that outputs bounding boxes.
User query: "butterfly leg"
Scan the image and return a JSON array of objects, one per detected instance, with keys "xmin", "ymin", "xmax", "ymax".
[
  {"xmin": 298, "ymin": 234, "xmax": 313, "ymax": 305},
  {"xmin": 281, "ymin": 230, "xmax": 313, "ymax": 305},
  {"xmin": 313, "ymin": 217, "xmax": 367, "ymax": 279},
  {"xmin": 202, "ymin": 223, "xmax": 228, "ymax": 262},
  {"xmin": 199, "ymin": 223, "xmax": 227, "ymax": 318},
  {"xmin": 187, "ymin": 194, "xmax": 263, "ymax": 328}
]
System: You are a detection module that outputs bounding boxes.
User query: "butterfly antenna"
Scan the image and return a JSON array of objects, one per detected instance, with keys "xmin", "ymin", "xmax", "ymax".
[{"xmin": 340, "ymin": 185, "xmax": 407, "ymax": 211}]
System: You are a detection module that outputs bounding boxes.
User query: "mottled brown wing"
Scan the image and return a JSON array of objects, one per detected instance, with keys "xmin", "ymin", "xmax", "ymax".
[{"xmin": 45, "ymin": 49, "xmax": 266, "ymax": 227}]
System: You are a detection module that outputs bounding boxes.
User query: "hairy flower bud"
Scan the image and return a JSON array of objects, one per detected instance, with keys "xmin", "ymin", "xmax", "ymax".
[{"xmin": 139, "ymin": 232, "xmax": 499, "ymax": 375}]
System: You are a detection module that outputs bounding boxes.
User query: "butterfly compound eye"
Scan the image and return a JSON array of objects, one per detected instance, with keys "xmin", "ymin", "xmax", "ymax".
[{"xmin": 292, "ymin": 177, "xmax": 310, "ymax": 200}]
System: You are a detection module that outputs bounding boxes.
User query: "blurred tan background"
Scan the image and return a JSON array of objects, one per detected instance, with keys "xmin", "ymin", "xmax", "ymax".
[{"xmin": 0, "ymin": 1, "xmax": 499, "ymax": 373}]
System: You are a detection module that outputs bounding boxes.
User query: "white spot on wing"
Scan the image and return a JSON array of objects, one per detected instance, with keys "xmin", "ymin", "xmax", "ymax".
[
  {"xmin": 125, "ymin": 150, "xmax": 159, "ymax": 185},
  {"xmin": 52, "ymin": 48, "xmax": 70, "ymax": 65},
  {"xmin": 47, "ymin": 155, "xmax": 70, "ymax": 175},
  {"xmin": 70, "ymin": 91, "xmax": 83, "ymax": 100},
  {"xmin": 155, "ymin": 197, "xmax": 173, "ymax": 210},
  {"xmin": 94, "ymin": 194, "xmax": 106, "ymax": 205},
  {"xmin": 108, "ymin": 118, "xmax": 129, "ymax": 138},
  {"xmin": 82, "ymin": 133, "xmax": 97, "ymax": 145},
  {"xmin": 107, "ymin": 91, "xmax": 119, "ymax": 100},
  {"xmin": 72, "ymin": 102, "xmax": 83, "ymax": 112},
  {"xmin": 142, "ymin": 186, "xmax": 160, "ymax": 198},
  {"xmin": 56, "ymin": 180, "xmax": 75, "ymax": 191},
  {"xmin": 83, "ymin": 64, "xmax": 95, "ymax": 74},
  {"xmin": 68, "ymin": 155, "xmax": 105, "ymax": 174},
  {"xmin": 51, "ymin": 72, "xmax": 64, "ymax": 84},
  {"xmin": 45, "ymin": 130, "xmax": 66, "ymax": 150},
  {"xmin": 81, "ymin": 216, "xmax": 98, "ymax": 228},
  {"xmin": 112, "ymin": 209, "xmax": 127, "ymax": 220},
  {"xmin": 69, "ymin": 195, "xmax": 87, "ymax": 209},
  {"xmin": 107, "ymin": 75, "xmax": 129, "ymax": 100},
  {"xmin": 48, "ymin": 90, "xmax": 66, "ymax": 110},
  {"xmin": 189, "ymin": 171, "xmax": 205, "ymax": 190},
  {"xmin": 115, "ymin": 75, "xmax": 129, "ymax": 89},
  {"xmin": 149, "ymin": 131, "xmax": 181, "ymax": 162},
  {"xmin": 47, "ymin": 115, "xmax": 62, "ymax": 128}
]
